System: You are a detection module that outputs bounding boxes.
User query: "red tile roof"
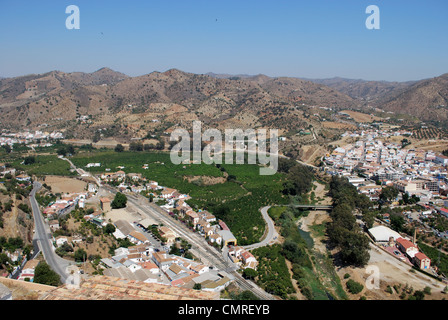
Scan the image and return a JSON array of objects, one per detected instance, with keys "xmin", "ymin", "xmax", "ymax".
[
  {"xmin": 415, "ymin": 252, "xmax": 430, "ymax": 261},
  {"xmin": 396, "ymin": 237, "xmax": 417, "ymax": 250}
]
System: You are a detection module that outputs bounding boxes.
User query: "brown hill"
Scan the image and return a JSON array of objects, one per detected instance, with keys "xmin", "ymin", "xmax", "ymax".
[
  {"xmin": 376, "ymin": 73, "xmax": 448, "ymax": 124},
  {"xmin": 305, "ymin": 77, "xmax": 416, "ymax": 102},
  {"xmin": 2, "ymin": 68, "xmax": 447, "ymax": 139},
  {"xmin": 305, "ymin": 74, "xmax": 448, "ymax": 125},
  {"xmin": 0, "ymin": 68, "xmax": 357, "ymax": 139}
]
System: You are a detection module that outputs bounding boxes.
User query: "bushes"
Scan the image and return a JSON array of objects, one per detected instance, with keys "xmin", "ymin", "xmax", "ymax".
[
  {"xmin": 230, "ymin": 290, "xmax": 260, "ymax": 300},
  {"xmin": 346, "ymin": 279, "xmax": 364, "ymax": 294},
  {"xmin": 18, "ymin": 203, "xmax": 31, "ymax": 214},
  {"xmin": 282, "ymin": 240, "xmax": 312, "ymax": 268},
  {"xmin": 74, "ymin": 248, "xmax": 87, "ymax": 262},
  {"xmin": 55, "ymin": 242, "xmax": 74, "ymax": 257},
  {"xmin": 114, "ymin": 144, "xmax": 124, "ymax": 152},
  {"xmin": 242, "ymin": 268, "xmax": 258, "ymax": 280},
  {"xmin": 0, "ymin": 236, "xmax": 24, "ymax": 252},
  {"xmin": 252, "ymin": 245, "xmax": 295, "ymax": 299}
]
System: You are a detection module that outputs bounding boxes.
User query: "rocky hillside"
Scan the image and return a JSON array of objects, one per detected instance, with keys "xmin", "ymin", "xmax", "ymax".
[
  {"xmin": 305, "ymin": 74, "xmax": 448, "ymax": 125},
  {"xmin": 376, "ymin": 73, "xmax": 448, "ymax": 125},
  {"xmin": 1, "ymin": 68, "xmax": 447, "ymax": 139},
  {"xmin": 0, "ymin": 68, "xmax": 357, "ymax": 140},
  {"xmin": 304, "ymin": 77, "xmax": 416, "ymax": 102}
]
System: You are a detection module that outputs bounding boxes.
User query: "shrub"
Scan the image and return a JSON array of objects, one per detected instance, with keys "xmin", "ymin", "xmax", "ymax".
[{"xmin": 346, "ymin": 279, "xmax": 364, "ymax": 294}]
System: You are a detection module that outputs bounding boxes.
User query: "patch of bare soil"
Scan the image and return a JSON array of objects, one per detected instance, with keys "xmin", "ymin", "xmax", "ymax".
[
  {"xmin": 336, "ymin": 244, "xmax": 447, "ymax": 300},
  {"xmin": 300, "ymin": 144, "xmax": 326, "ymax": 164},
  {"xmin": 321, "ymin": 121, "xmax": 357, "ymax": 130},
  {"xmin": 340, "ymin": 110, "xmax": 382, "ymax": 123},
  {"xmin": 184, "ymin": 175, "xmax": 227, "ymax": 186},
  {"xmin": 41, "ymin": 176, "xmax": 87, "ymax": 194}
]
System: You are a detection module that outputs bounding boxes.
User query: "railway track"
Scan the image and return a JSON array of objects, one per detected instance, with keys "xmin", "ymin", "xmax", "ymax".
[{"xmin": 105, "ymin": 186, "xmax": 275, "ymax": 300}]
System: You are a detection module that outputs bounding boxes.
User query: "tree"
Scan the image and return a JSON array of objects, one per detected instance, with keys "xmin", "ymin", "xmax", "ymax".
[
  {"xmin": 74, "ymin": 248, "xmax": 87, "ymax": 262},
  {"xmin": 129, "ymin": 142, "xmax": 143, "ymax": 152},
  {"xmin": 55, "ymin": 242, "xmax": 74, "ymax": 257},
  {"xmin": 1, "ymin": 145, "xmax": 12, "ymax": 153},
  {"xmin": 67, "ymin": 145, "xmax": 75, "ymax": 155},
  {"xmin": 24, "ymin": 156, "xmax": 36, "ymax": 165},
  {"xmin": 339, "ymin": 231, "xmax": 370, "ymax": 266},
  {"xmin": 423, "ymin": 286, "xmax": 431, "ymax": 295},
  {"xmin": 34, "ymin": 261, "xmax": 62, "ymax": 286},
  {"xmin": 413, "ymin": 290, "xmax": 425, "ymax": 300},
  {"xmin": 390, "ymin": 214, "xmax": 405, "ymax": 232},
  {"xmin": 242, "ymin": 268, "xmax": 258, "ymax": 280},
  {"xmin": 379, "ymin": 186, "xmax": 398, "ymax": 202},
  {"xmin": 234, "ymin": 290, "xmax": 260, "ymax": 300},
  {"xmin": 0, "ymin": 253, "xmax": 11, "ymax": 268},
  {"xmin": 111, "ymin": 192, "xmax": 127, "ymax": 209},
  {"xmin": 57, "ymin": 146, "xmax": 67, "ymax": 156},
  {"xmin": 168, "ymin": 141, "xmax": 178, "ymax": 150},
  {"xmin": 114, "ymin": 144, "xmax": 124, "ymax": 152},
  {"xmin": 282, "ymin": 164, "xmax": 314, "ymax": 196},
  {"xmin": 193, "ymin": 283, "xmax": 202, "ymax": 290},
  {"xmin": 104, "ymin": 223, "xmax": 116, "ymax": 234},
  {"xmin": 155, "ymin": 140, "xmax": 165, "ymax": 150}
]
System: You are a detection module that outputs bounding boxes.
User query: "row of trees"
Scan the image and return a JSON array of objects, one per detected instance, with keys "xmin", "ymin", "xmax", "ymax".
[
  {"xmin": 278, "ymin": 158, "xmax": 314, "ymax": 196},
  {"xmin": 115, "ymin": 140, "xmax": 165, "ymax": 153},
  {"xmin": 327, "ymin": 176, "xmax": 371, "ymax": 267}
]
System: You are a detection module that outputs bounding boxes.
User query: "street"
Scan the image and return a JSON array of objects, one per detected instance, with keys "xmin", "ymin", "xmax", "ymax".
[{"xmin": 30, "ymin": 182, "xmax": 73, "ymax": 283}]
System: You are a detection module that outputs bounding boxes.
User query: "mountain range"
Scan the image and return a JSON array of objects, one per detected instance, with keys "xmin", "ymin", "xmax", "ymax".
[{"xmin": 0, "ymin": 68, "xmax": 447, "ymax": 141}]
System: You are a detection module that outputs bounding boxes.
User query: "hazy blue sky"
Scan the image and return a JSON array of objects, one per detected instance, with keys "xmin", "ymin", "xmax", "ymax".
[{"xmin": 0, "ymin": 0, "xmax": 447, "ymax": 81}]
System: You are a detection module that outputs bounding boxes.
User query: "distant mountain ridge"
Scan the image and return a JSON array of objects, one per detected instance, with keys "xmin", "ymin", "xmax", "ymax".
[
  {"xmin": 209, "ymin": 72, "xmax": 448, "ymax": 125},
  {"xmin": 0, "ymin": 68, "xmax": 447, "ymax": 138}
]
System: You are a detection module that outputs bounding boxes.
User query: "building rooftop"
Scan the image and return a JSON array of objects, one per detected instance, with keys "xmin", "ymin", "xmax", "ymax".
[
  {"xmin": 396, "ymin": 237, "xmax": 417, "ymax": 250},
  {"xmin": 368, "ymin": 225, "xmax": 402, "ymax": 242},
  {"xmin": 40, "ymin": 275, "xmax": 219, "ymax": 300}
]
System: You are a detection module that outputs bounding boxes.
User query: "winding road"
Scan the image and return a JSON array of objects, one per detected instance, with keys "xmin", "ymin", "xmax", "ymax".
[
  {"xmin": 59, "ymin": 156, "xmax": 284, "ymax": 299},
  {"xmin": 242, "ymin": 206, "xmax": 279, "ymax": 251}
]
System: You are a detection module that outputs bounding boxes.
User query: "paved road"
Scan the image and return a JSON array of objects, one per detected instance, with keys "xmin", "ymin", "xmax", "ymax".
[
  {"xmin": 103, "ymin": 186, "xmax": 275, "ymax": 300},
  {"xmin": 242, "ymin": 206, "xmax": 279, "ymax": 251},
  {"xmin": 241, "ymin": 203, "xmax": 332, "ymax": 251},
  {"xmin": 30, "ymin": 182, "xmax": 72, "ymax": 283},
  {"xmin": 62, "ymin": 157, "xmax": 102, "ymax": 186},
  {"xmin": 65, "ymin": 159, "xmax": 276, "ymax": 299}
]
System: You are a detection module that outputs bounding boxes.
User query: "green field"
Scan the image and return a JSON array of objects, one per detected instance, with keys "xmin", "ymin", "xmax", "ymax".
[
  {"xmin": 11, "ymin": 155, "xmax": 75, "ymax": 177},
  {"xmin": 71, "ymin": 151, "xmax": 289, "ymax": 245}
]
